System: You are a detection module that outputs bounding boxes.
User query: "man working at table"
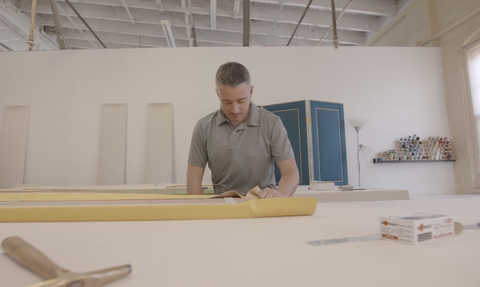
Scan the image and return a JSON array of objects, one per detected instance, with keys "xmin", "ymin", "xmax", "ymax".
[{"xmin": 186, "ymin": 62, "xmax": 299, "ymax": 198}]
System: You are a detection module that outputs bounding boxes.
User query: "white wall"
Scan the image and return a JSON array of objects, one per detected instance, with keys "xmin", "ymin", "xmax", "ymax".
[
  {"xmin": 367, "ymin": 0, "xmax": 480, "ymax": 194},
  {"xmin": 0, "ymin": 46, "xmax": 454, "ymax": 194}
]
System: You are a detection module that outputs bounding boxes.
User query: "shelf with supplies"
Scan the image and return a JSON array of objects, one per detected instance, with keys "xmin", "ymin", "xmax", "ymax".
[
  {"xmin": 374, "ymin": 134, "xmax": 456, "ymax": 164},
  {"xmin": 373, "ymin": 159, "xmax": 456, "ymax": 163}
]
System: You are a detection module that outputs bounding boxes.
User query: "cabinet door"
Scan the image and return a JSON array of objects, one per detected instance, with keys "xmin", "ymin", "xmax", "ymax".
[
  {"xmin": 262, "ymin": 101, "xmax": 310, "ymax": 185},
  {"xmin": 310, "ymin": 100, "xmax": 348, "ymax": 185}
]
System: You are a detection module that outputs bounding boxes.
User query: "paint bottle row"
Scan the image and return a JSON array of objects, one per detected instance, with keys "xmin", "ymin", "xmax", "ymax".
[{"xmin": 375, "ymin": 135, "xmax": 455, "ymax": 162}]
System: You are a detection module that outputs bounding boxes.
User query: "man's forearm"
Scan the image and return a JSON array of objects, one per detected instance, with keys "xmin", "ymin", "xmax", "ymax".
[
  {"xmin": 187, "ymin": 180, "xmax": 203, "ymax": 195},
  {"xmin": 186, "ymin": 164, "xmax": 205, "ymax": 195},
  {"xmin": 275, "ymin": 170, "xmax": 299, "ymax": 197},
  {"xmin": 274, "ymin": 158, "xmax": 300, "ymax": 197}
]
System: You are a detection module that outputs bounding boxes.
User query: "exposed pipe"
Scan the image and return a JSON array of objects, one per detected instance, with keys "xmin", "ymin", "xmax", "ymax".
[
  {"xmin": 421, "ymin": 6, "xmax": 480, "ymax": 47},
  {"xmin": 56, "ymin": 3, "xmax": 97, "ymax": 48},
  {"xmin": 266, "ymin": 0, "xmax": 285, "ymax": 46},
  {"xmin": 64, "ymin": 0, "xmax": 106, "ymax": 48},
  {"xmin": 161, "ymin": 20, "xmax": 176, "ymax": 47},
  {"xmin": 120, "ymin": 0, "xmax": 135, "ymax": 24},
  {"xmin": 187, "ymin": 0, "xmax": 197, "ymax": 47},
  {"xmin": 49, "ymin": 0, "xmax": 66, "ymax": 49},
  {"xmin": 462, "ymin": 36, "xmax": 480, "ymax": 52},
  {"xmin": 191, "ymin": 20, "xmax": 197, "ymax": 47},
  {"xmin": 243, "ymin": 0, "xmax": 250, "ymax": 46},
  {"xmin": 315, "ymin": 0, "xmax": 352, "ymax": 46},
  {"xmin": 0, "ymin": 41, "xmax": 13, "ymax": 51},
  {"xmin": 286, "ymin": 0, "xmax": 313, "ymax": 46},
  {"xmin": 330, "ymin": 0, "xmax": 338, "ymax": 48},
  {"xmin": 27, "ymin": 0, "xmax": 38, "ymax": 51}
]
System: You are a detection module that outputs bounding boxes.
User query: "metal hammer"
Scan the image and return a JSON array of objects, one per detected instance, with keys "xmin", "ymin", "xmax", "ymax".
[{"xmin": 2, "ymin": 236, "xmax": 131, "ymax": 287}]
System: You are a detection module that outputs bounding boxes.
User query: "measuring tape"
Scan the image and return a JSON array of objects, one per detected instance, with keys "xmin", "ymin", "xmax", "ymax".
[{"xmin": 307, "ymin": 222, "xmax": 480, "ymax": 246}]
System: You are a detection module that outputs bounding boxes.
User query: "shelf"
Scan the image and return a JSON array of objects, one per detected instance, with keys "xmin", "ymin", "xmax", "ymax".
[{"xmin": 373, "ymin": 159, "xmax": 456, "ymax": 163}]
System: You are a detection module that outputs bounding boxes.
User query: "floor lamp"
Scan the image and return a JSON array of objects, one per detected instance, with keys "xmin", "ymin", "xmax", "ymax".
[{"xmin": 347, "ymin": 117, "xmax": 371, "ymax": 187}]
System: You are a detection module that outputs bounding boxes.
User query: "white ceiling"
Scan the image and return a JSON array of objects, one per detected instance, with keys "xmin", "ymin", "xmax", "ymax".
[{"xmin": 0, "ymin": 0, "xmax": 412, "ymax": 51}]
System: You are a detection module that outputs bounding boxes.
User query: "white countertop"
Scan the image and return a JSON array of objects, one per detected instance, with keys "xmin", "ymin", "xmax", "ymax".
[{"xmin": 1, "ymin": 196, "xmax": 479, "ymax": 287}]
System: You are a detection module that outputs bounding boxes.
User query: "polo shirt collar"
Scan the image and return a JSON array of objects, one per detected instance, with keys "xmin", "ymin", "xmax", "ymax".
[
  {"xmin": 246, "ymin": 102, "xmax": 259, "ymax": 127},
  {"xmin": 216, "ymin": 101, "xmax": 260, "ymax": 127}
]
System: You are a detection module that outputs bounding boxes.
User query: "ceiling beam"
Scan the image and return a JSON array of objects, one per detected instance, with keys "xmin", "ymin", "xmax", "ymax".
[
  {"xmin": 0, "ymin": 41, "xmax": 13, "ymax": 51},
  {"xmin": 286, "ymin": 0, "xmax": 312, "ymax": 46},
  {"xmin": 316, "ymin": 0, "xmax": 352, "ymax": 46},
  {"xmin": 187, "ymin": 0, "xmax": 197, "ymax": 47},
  {"xmin": 17, "ymin": 0, "xmax": 380, "ymax": 32},
  {"xmin": 34, "ymin": 10, "xmax": 366, "ymax": 46},
  {"xmin": 233, "ymin": 0, "xmax": 240, "ymax": 19},
  {"xmin": 155, "ymin": 0, "xmax": 164, "ymax": 11},
  {"xmin": 120, "ymin": 0, "xmax": 135, "ymax": 24},
  {"xmin": 0, "ymin": 0, "xmax": 58, "ymax": 50},
  {"xmin": 161, "ymin": 20, "xmax": 176, "ymax": 47},
  {"xmin": 64, "ymin": 0, "xmax": 106, "ymax": 47},
  {"xmin": 252, "ymin": 0, "xmax": 397, "ymax": 16},
  {"xmin": 36, "ymin": 13, "xmax": 363, "ymax": 48},
  {"xmin": 243, "ymin": 0, "xmax": 249, "ymax": 46},
  {"xmin": 55, "ymin": 2, "xmax": 97, "ymax": 48},
  {"xmin": 61, "ymin": 25, "xmax": 345, "ymax": 49},
  {"xmin": 210, "ymin": 0, "xmax": 216, "ymax": 29},
  {"xmin": 266, "ymin": 0, "xmax": 285, "ymax": 45},
  {"xmin": 49, "ymin": 0, "xmax": 66, "ymax": 49},
  {"xmin": 27, "ymin": 0, "xmax": 396, "ymax": 17},
  {"xmin": 63, "ymin": 35, "xmax": 239, "ymax": 49}
]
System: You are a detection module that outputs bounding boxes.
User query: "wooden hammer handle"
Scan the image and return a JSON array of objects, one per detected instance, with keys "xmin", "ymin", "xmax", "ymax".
[{"xmin": 1, "ymin": 236, "xmax": 69, "ymax": 280}]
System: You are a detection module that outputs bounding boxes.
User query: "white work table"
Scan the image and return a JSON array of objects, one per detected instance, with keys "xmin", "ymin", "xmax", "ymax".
[
  {"xmin": 294, "ymin": 187, "xmax": 410, "ymax": 202},
  {"xmin": 1, "ymin": 196, "xmax": 479, "ymax": 287}
]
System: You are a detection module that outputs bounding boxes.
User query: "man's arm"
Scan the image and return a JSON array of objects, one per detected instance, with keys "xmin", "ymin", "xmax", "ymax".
[
  {"xmin": 187, "ymin": 164, "xmax": 206, "ymax": 195},
  {"xmin": 258, "ymin": 158, "xmax": 299, "ymax": 198}
]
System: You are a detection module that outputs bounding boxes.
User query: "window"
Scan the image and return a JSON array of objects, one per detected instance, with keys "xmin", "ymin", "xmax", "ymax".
[{"xmin": 466, "ymin": 41, "xmax": 480, "ymax": 180}]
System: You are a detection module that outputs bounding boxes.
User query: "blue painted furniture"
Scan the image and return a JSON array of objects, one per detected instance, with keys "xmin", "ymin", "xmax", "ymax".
[{"xmin": 263, "ymin": 100, "xmax": 348, "ymax": 186}]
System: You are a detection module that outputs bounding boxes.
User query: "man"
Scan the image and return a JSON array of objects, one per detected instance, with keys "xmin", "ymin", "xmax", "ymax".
[{"xmin": 187, "ymin": 62, "xmax": 299, "ymax": 198}]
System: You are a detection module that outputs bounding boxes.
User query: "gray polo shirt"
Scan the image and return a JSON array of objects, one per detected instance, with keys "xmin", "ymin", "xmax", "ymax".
[{"xmin": 188, "ymin": 102, "xmax": 295, "ymax": 195}]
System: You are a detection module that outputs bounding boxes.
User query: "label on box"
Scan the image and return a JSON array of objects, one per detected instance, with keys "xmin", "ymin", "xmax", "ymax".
[{"xmin": 380, "ymin": 213, "xmax": 454, "ymax": 245}]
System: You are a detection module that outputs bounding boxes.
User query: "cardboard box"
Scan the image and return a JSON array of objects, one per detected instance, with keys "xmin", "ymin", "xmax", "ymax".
[
  {"xmin": 380, "ymin": 213, "xmax": 454, "ymax": 245},
  {"xmin": 309, "ymin": 181, "xmax": 336, "ymax": 191}
]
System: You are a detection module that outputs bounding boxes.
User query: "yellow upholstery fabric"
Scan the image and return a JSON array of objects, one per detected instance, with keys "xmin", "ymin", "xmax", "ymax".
[{"xmin": 0, "ymin": 197, "xmax": 317, "ymax": 222}]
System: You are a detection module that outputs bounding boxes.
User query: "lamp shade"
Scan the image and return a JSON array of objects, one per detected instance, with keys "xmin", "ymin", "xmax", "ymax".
[{"xmin": 347, "ymin": 117, "xmax": 368, "ymax": 129}]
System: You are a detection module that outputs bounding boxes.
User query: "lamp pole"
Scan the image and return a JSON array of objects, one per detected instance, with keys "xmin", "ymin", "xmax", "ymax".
[
  {"xmin": 355, "ymin": 126, "xmax": 362, "ymax": 187},
  {"xmin": 347, "ymin": 117, "xmax": 369, "ymax": 188}
]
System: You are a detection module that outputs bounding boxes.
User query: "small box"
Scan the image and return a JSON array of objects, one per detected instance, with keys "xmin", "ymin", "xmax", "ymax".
[
  {"xmin": 309, "ymin": 181, "xmax": 336, "ymax": 191},
  {"xmin": 380, "ymin": 213, "xmax": 454, "ymax": 245},
  {"xmin": 338, "ymin": 185, "xmax": 354, "ymax": 191}
]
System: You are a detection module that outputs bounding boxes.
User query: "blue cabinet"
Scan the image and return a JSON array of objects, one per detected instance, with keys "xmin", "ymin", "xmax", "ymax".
[{"xmin": 263, "ymin": 100, "xmax": 348, "ymax": 186}]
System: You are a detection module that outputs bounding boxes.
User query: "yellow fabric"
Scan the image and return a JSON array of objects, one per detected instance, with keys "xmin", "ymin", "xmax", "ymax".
[
  {"xmin": 0, "ymin": 192, "xmax": 213, "ymax": 202},
  {"xmin": 0, "ymin": 198, "xmax": 317, "ymax": 222}
]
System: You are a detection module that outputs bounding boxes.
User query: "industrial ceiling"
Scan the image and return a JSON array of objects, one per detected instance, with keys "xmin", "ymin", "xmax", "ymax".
[{"xmin": 0, "ymin": 0, "xmax": 412, "ymax": 51}]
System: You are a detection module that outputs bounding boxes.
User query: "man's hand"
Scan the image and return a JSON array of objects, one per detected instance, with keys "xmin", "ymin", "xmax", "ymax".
[{"xmin": 258, "ymin": 187, "xmax": 285, "ymax": 199}]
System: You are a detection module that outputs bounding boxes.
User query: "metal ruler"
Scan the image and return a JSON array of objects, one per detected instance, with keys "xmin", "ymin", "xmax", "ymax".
[
  {"xmin": 307, "ymin": 222, "xmax": 480, "ymax": 246},
  {"xmin": 308, "ymin": 234, "xmax": 380, "ymax": 246}
]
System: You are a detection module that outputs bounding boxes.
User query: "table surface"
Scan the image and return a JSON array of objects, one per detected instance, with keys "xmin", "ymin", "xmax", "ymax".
[{"xmin": 1, "ymin": 196, "xmax": 479, "ymax": 287}]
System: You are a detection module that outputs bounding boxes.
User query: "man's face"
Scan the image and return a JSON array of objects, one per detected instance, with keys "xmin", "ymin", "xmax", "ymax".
[{"xmin": 216, "ymin": 82, "xmax": 254, "ymax": 126}]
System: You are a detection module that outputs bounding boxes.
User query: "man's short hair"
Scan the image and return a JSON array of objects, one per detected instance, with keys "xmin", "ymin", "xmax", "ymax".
[{"xmin": 215, "ymin": 62, "xmax": 251, "ymax": 87}]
